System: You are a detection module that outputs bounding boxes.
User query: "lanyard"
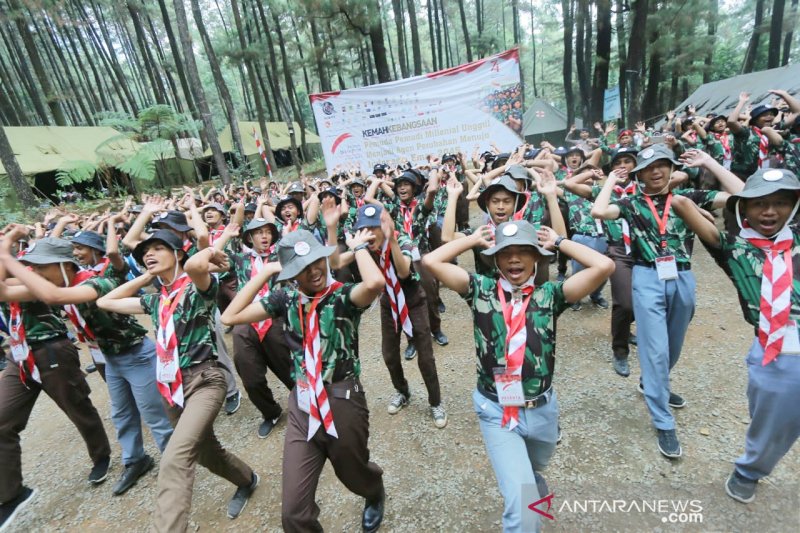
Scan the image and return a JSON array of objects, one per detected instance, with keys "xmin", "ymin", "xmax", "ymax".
[
  {"xmin": 497, "ymin": 281, "xmax": 533, "ymax": 366},
  {"xmin": 643, "ymin": 193, "xmax": 673, "ymax": 250}
]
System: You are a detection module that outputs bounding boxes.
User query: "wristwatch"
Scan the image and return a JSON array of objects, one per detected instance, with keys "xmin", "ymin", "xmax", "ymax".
[
  {"xmin": 554, "ymin": 236, "xmax": 566, "ymax": 249},
  {"xmin": 353, "ymin": 243, "xmax": 369, "ymax": 252}
]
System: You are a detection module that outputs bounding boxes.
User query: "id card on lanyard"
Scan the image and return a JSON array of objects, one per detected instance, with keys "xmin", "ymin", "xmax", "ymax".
[
  {"xmin": 296, "ymin": 376, "xmax": 311, "ymax": 413},
  {"xmin": 493, "ymin": 367, "xmax": 525, "ymax": 406},
  {"xmin": 645, "ymin": 193, "xmax": 679, "ymax": 280},
  {"xmin": 781, "ymin": 321, "xmax": 800, "ymax": 354}
]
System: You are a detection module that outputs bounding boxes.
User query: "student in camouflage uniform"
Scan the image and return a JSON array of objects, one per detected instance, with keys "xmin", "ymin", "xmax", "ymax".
[
  {"xmin": 592, "ymin": 144, "xmax": 741, "ymax": 458},
  {"xmin": 669, "ymin": 167, "xmax": 800, "ymax": 505},
  {"xmin": 97, "ymin": 230, "xmax": 258, "ymax": 530},
  {"xmin": 728, "ymin": 92, "xmax": 781, "ymax": 179},
  {"xmin": 221, "ymin": 229, "xmax": 386, "ymax": 533},
  {"xmin": 0, "ymin": 234, "xmax": 173, "ymax": 497},
  {"xmin": 422, "ymin": 220, "xmax": 614, "ymax": 533}
]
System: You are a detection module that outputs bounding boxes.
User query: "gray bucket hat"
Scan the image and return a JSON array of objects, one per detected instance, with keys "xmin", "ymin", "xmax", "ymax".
[
  {"xmin": 243, "ymin": 217, "xmax": 279, "ymax": 244},
  {"xmin": 202, "ymin": 202, "xmax": 226, "ymax": 214},
  {"xmin": 71, "ymin": 230, "xmax": 105, "ymax": 252},
  {"xmin": 477, "ymin": 175, "xmax": 526, "ymax": 213},
  {"xmin": 504, "ymin": 164, "xmax": 533, "ymax": 184},
  {"xmin": 482, "ymin": 221, "xmax": 553, "ymax": 257},
  {"xmin": 19, "ymin": 237, "xmax": 80, "ymax": 267},
  {"xmin": 287, "ymin": 182, "xmax": 306, "ymax": 195},
  {"xmin": 726, "ymin": 168, "xmax": 800, "ymax": 212},
  {"xmin": 631, "ymin": 144, "xmax": 681, "ymax": 174},
  {"xmin": 354, "ymin": 204, "xmax": 383, "ymax": 231},
  {"xmin": 275, "ymin": 230, "xmax": 336, "ymax": 282}
]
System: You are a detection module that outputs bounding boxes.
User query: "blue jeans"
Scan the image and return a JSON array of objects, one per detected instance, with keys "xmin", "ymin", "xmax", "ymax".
[
  {"xmin": 632, "ymin": 266, "xmax": 696, "ymax": 430},
  {"xmin": 571, "ymin": 234, "xmax": 608, "ymax": 300},
  {"xmin": 472, "ymin": 388, "xmax": 559, "ymax": 533},
  {"xmin": 735, "ymin": 339, "xmax": 800, "ymax": 480},
  {"xmin": 104, "ymin": 338, "xmax": 173, "ymax": 465}
]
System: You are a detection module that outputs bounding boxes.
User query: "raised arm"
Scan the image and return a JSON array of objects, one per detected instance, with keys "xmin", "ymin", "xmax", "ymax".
[
  {"xmin": 539, "ymin": 226, "xmax": 615, "ymax": 303},
  {"xmin": 590, "ymin": 173, "xmax": 623, "ymax": 220},
  {"xmin": 727, "ymin": 92, "xmax": 749, "ymax": 134},
  {"xmin": 441, "ymin": 178, "xmax": 467, "ymax": 243},
  {"xmin": 669, "ymin": 194, "xmax": 721, "ymax": 248},
  {"xmin": 106, "ymin": 213, "xmax": 126, "ymax": 272},
  {"xmin": 96, "ymin": 273, "xmax": 154, "ymax": 314},
  {"xmin": 123, "ymin": 196, "xmax": 164, "ymax": 249},
  {"xmin": 220, "ymin": 261, "xmax": 281, "ymax": 326},
  {"xmin": 184, "ymin": 247, "xmax": 228, "ymax": 292},
  {"xmin": 346, "ymin": 229, "xmax": 385, "ymax": 307},
  {"xmin": 536, "ymin": 170, "xmax": 567, "ymax": 236},
  {"xmin": 422, "ymin": 227, "xmax": 492, "ymax": 295}
]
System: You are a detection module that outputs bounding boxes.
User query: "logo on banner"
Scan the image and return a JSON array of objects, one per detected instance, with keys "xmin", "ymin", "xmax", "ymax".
[
  {"xmin": 322, "ymin": 102, "xmax": 335, "ymax": 115},
  {"xmin": 331, "ymin": 133, "xmax": 353, "ymax": 154}
]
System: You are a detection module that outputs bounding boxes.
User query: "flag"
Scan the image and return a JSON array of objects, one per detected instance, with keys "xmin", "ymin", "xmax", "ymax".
[{"xmin": 253, "ymin": 128, "xmax": 272, "ymax": 177}]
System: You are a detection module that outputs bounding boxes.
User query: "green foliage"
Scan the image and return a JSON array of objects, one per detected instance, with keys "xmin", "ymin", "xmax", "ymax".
[
  {"xmin": 116, "ymin": 150, "xmax": 156, "ymax": 182},
  {"xmin": 55, "ymin": 160, "xmax": 99, "ymax": 188}
]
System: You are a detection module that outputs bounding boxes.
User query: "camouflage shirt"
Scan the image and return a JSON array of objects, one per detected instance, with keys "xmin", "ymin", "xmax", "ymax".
[
  {"xmin": 613, "ymin": 189, "xmax": 719, "ymax": 264},
  {"xmin": 262, "ymin": 283, "xmax": 366, "ymax": 383},
  {"xmin": 564, "ymin": 189, "xmax": 606, "ymax": 236},
  {"xmin": 78, "ymin": 277, "xmax": 148, "ymax": 355},
  {"xmin": 140, "ymin": 277, "xmax": 219, "ymax": 368},
  {"xmin": 706, "ymin": 228, "xmax": 800, "ymax": 328},
  {"xmin": 461, "ymin": 274, "xmax": 567, "ymax": 397},
  {"xmin": 591, "ymin": 183, "xmax": 631, "ymax": 245},
  {"xmin": 0, "ymin": 301, "xmax": 67, "ymax": 343},
  {"xmin": 518, "ymin": 191, "xmax": 547, "ymax": 227},
  {"xmin": 779, "ymin": 138, "xmax": 800, "ymax": 176},
  {"xmin": 226, "ymin": 251, "xmax": 278, "ymax": 291},
  {"xmin": 731, "ymin": 127, "xmax": 773, "ymax": 177}
]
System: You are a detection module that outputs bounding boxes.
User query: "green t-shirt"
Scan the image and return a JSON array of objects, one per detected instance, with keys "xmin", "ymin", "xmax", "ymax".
[{"xmin": 0, "ymin": 301, "xmax": 67, "ymax": 343}]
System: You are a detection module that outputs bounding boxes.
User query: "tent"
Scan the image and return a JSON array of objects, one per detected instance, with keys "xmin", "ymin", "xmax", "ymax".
[
  {"xmin": 522, "ymin": 99, "xmax": 583, "ymax": 145},
  {"xmin": 669, "ymin": 64, "xmax": 800, "ymax": 121}
]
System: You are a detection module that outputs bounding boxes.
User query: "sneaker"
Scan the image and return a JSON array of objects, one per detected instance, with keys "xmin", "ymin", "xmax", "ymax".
[
  {"xmin": 0, "ymin": 486, "xmax": 35, "ymax": 532},
  {"xmin": 534, "ymin": 472, "xmax": 549, "ymax": 498},
  {"xmin": 225, "ymin": 391, "xmax": 241, "ymax": 415},
  {"xmin": 725, "ymin": 471, "xmax": 757, "ymax": 504},
  {"xmin": 88, "ymin": 456, "xmax": 111, "ymax": 485},
  {"xmin": 404, "ymin": 343, "xmax": 417, "ymax": 361},
  {"xmin": 112, "ymin": 455, "xmax": 154, "ymax": 496},
  {"xmin": 637, "ymin": 381, "xmax": 686, "ymax": 408},
  {"xmin": 258, "ymin": 417, "xmax": 280, "ymax": 439},
  {"xmin": 612, "ymin": 357, "xmax": 630, "ymax": 377},
  {"xmin": 629, "ymin": 334, "xmax": 637, "ymax": 346},
  {"xmin": 432, "ymin": 330, "xmax": 449, "ymax": 346},
  {"xmin": 570, "ymin": 301, "xmax": 582, "ymax": 311},
  {"xmin": 387, "ymin": 391, "xmax": 409, "ymax": 414},
  {"xmin": 85, "ymin": 363, "xmax": 97, "ymax": 374},
  {"xmin": 431, "ymin": 405, "xmax": 448, "ymax": 428},
  {"xmin": 656, "ymin": 429, "xmax": 682, "ymax": 458},
  {"xmin": 557, "ymin": 426, "xmax": 563, "ymax": 444},
  {"xmin": 438, "ymin": 300, "xmax": 446, "ymax": 314},
  {"xmin": 591, "ymin": 295, "xmax": 609, "ymax": 309},
  {"xmin": 556, "ymin": 272, "xmax": 566, "ymax": 282},
  {"xmin": 227, "ymin": 472, "xmax": 259, "ymax": 519}
]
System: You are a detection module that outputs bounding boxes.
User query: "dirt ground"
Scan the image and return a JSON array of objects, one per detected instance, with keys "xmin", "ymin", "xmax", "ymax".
[{"xmin": 7, "ymin": 209, "xmax": 800, "ymax": 532}]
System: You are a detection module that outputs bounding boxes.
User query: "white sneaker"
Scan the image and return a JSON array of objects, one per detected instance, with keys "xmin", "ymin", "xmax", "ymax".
[
  {"xmin": 431, "ymin": 405, "xmax": 448, "ymax": 428},
  {"xmin": 387, "ymin": 392, "xmax": 409, "ymax": 414}
]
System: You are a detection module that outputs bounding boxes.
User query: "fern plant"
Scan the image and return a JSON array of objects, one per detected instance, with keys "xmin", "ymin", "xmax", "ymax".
[{"xmin": 56, "ymin": 160, "xmax": 99, "ymax": 188}]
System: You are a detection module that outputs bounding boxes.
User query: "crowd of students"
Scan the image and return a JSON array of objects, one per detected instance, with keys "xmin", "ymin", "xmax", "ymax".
[{"xmin": 1, "ymin": 89, "xmax": 799, "ymax": 533}]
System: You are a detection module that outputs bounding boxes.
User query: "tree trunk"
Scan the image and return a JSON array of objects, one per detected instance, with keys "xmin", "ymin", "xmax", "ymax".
[
  {"xmin": 615, "ymin": 0, "xmax": 627, "ymax": 121},
  {"xmin": 512, "ymin": 0, "xmax": 521, "ymax": 44},
  {"xmin": 591, "ymin": 0, "xmax": 611, "ymax": 124},
  {"xmin": 742, "ymin": 0, "xmax": 765, "ymax": 73},
  {"xmin": 144, "ymin": 11, "xmax": 182, "ymax": 110},
  {"xmin": 703, "ymin": 0, "xmax": 717, "ymax": 83},
  {"xmin": 171, "ymin": 0, "xmax": 231, "ymax": 184},
  {"xmin": 642, "ymin": 28, "xmax": 662, "ymax": 120},
  {"xmin": 290, "ymin": 16, "xmax": 313, "ymax": 93},
  {"xmin": 309, "ymin": 17, "xmax": 332, "ymax": 91},
  {"xmin": 405, "ymin": 0, "xmax": 423, "ymax": 74},
  {"xmin": 625, "ymin": 0, "xmax": 648, "ymax": 124},
  {"xmin": 428, "ymin": 0, "xmax": 439, "ymax": 70},
  {"xmin": 367, "ymin": 1, "xmax": 392, "ymax": 82},
  {"xmin": 254, "ymin": 0, "xmax": 286, "ymax": 119},
  {"xmin": 65, "ymin": 9, "xmax": 113, "ymax": 113},
  {"xmin": 767, "ymin": 0, "xmax": 786, "ymax": 68},
  {"xmin": 562, "ymin": 0, "xmax": 576, "ymax": 126},
  {"xmin": 381, "ymin": 7, "xmax": 399, "ymax": 79},
  {"xmin": 156, "ymin": 0, "xmax": 195, "ymax": 112},
  {"xmin": 783, "ymin": 0, "xmax": 799, "ymax": 65},
  {"xmin": 232, "ymin": 0, "xmax": 277, "ymax": 173},
  {"xmin": 457, "ymin": 0, "xmax": 473, "ymax": 63},
  {"xmin": 272, "ymin": 8, "xmax": 307, "ymax": 167},
  {"xmin": 127, "ymin": 2, "xmax": 167, "ymax": 104},
  {"xmin": 326, "ymin": 20, "xmax": 347, "ymax": 89},
  {"xmin": 575, "ymin": 0, "xmax": 590, "ymax": 119},
  {"xmin": 530, "ymin": 0, "xmax": 537, "ymax": 97},
  {"xmin": 0, "ymin": 125, "xmax": 38, "ymax": 207},
  {"xmin": 392, "ymin": 0, "xmax": 409, "ymax": 77},
  {"xmin": 0, "ymin": 22, "xmax": 47, "ymax": 124}
]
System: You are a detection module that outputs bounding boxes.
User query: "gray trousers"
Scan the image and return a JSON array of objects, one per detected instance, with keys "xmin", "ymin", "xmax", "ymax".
[{"xmin": 214, "ymin": 308, "xmax": 238, "ymax": 398}]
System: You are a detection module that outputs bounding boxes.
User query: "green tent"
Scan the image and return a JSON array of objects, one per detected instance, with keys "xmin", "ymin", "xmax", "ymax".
[{"xmin": 522, "ymin": 99, "xmax": 583, "ymax": 144}]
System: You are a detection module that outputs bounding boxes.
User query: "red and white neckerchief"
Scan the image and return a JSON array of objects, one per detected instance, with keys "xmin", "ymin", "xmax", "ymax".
[
  {"xmin": 379, "ymin": 239, "xmax": 413, "ymax": 337},
  {"xmin": 249, "ymin": 252, "xmax": 273, "ymax": 341},
  {"xmin": 497, "ymin": 277, "xmax": 535, "ymax": 430},
  {"xmin": 155, "ymin": 274, "xmax": 192, "ymax": 407},
  {"xmin": 613, "ymin": 182, "xmax": 636, "ymax": 254},
  {"xmin": 209, "ymin": 225, "xmax": 226, "ymax": 246},
  {"xmin": 182, "ymin": 239, "xmax": 193, "ymax": 252},
  {"xmin": 91, "ymin": 258, "xmax": 110, "ymax": 276},
  {"xmin": 715, "ymin": 132, "xmax": 732, "ymax": 163},
  {"xmin": 753, "ymin": 127, "xmax": 770, "ymax": 169},
  {"xmin": 299, "ymin": 281, "xmax": 343, "ymax": 440},
  {"xmin": 282, "ymin": 219, "xmax": 300, "ymax": 236},
  {"xmin": 513, "ymin": 191, "xmax": 532, "ymax": 221},
  {"xmin": 6, "ymin": 303, "xmax": 39, "ymax": 385},
  {"xmin": 399, "ymin": 199, "xmax": 418, "ymax": 239},
  {"xmin": 63, "ymin": 270, "xmax": 99, "ymax": 344},
  {"xmin": 741, "ymin": 225, "xmax": 794, "ymax": 366},
  {"xmin": 355, "ymin": 196, "xmax": 365, "ymax": 208}
]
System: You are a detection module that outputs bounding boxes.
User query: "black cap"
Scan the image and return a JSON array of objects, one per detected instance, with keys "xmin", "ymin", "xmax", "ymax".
[
  {"xmin": 354, "ymin": 204, "xmax": 383, "ymax": 230},
  {"xmin": 133, "ymin": 229, "xmax": 185, "ymax": 265},
  {"xmin": 317, "ymin": 187, "xmax": 342, "ymax": 205},
  {"xmin": 71, "ymin": 230, "xmax": 105, "ymax": 252},
  {"xmin": 491, "ymin": 153, "xmax": 510, "ymax": 169},
  {"xmin": 749, "ymin": 105, "xmax": 779, "ymax": 125},
  {"xmin": 275, "ymin": 196, "xmax": 304, "ymax": 223},
  {"xmin": 152, "ymin": 211, "xmax": 192, "ymax": 232}
]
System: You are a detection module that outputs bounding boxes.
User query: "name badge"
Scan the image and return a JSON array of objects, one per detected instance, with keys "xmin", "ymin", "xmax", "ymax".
[
  {"xmin": 157, "ymin": 359, "xmax": 178, "ymax": 384},
  {"xmin": 296, "ymin": 377, "xmax": 311, "ymax": 414},
  {"xmin": 89, "ymin": 344, "xmax": 106, "ymax": 365},
  {"xmin": 411, "ymin": 246, "xmax": 421, "ymax": 262},
  {"xmin": 781, "ymin": 321, "xmax": 800, "ymax": 354},
  {"xmin": 655, "ymin": 255, "xmax": 679, "ymax": 281},
  {"xmin": 493, "ymin": 367, "xmax": 525, "ymax": 406}
]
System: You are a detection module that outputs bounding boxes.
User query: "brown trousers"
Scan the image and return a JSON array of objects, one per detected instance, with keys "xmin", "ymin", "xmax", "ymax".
[
  {"xmin": 0, "ymin": 338, "xmax": 110, "ymax": 503},
  {"xmin": 281, "ymin": 381, "xmax": 384, "ymax": 533},
  {"xmin": 232, "ymin": 320, "xmax": 295, "ymax": 420},
  {"xmin": 152, "ymin": 363, "xmax": 253, "ymax": 533},
  {"xmin": 413, "ymin": 258, "xmax": 442, "ymax": 333},
  {"xmin": 380, "ymin": 286, "xmax": 441, "ymax": 406},
  {"xmin": 608, "ymin": 244, "xmax": 635, "ymax": 359}
]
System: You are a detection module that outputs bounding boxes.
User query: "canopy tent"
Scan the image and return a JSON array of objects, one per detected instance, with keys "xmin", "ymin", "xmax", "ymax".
[
  {"xmin": 207, "ymin": 121, "xmax": 321, "ymax": 156},
  {"xmin": 522, "ymin": 99, "xmax": 583, "ymax": 144},
  {"xmin": 668, "ymin": 64, "xmax": 800, "ymax": 121}
]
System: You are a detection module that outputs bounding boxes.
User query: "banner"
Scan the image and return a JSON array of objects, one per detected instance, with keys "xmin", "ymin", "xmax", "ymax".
[
  {"xmin": 603, "ymin": 86, "xmax": 622, "ymax": 122},
  {"xmin": 310, "ymin": 48, "xmax": 522, "ymax": 174}
]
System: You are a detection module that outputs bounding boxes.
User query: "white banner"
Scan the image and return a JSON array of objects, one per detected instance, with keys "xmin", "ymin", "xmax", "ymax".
[{"xmin": 310, "ymin": 48, "xmax": 523, "ymax": 175}]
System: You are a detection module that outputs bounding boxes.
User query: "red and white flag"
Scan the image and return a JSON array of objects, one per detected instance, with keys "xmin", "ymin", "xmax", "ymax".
[{"xmin": 253, "ymin": 128, "xmax": 273, "ymax": 178}]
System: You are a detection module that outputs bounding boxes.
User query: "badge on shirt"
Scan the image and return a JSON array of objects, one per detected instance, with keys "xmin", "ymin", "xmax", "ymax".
[
  {"xmin": 493, "ymin": 367, "xmax": 525, "ymax": 406},
  {"xmin": 157, "ymin": 358, "xmax": 178, "ymax": 384},
  {"xmin": 655, "ymin": 255, "xmax": 679, "ymax": 281},
  {"xmin": 296, "ymin": 376, "xmax": 311, "ymax": 413},
  {"xmin": 411, "ymin": 246, "xmax": 421, "ymax": 262},
  {"xmin": 781, "ymin": 321, "xmax": 800, "ymax": 354}
]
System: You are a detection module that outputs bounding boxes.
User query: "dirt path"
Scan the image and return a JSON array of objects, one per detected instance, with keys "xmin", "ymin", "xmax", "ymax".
[{"xmin": 8, "ymin": 213, "xmax": 800, "ymax": 532}]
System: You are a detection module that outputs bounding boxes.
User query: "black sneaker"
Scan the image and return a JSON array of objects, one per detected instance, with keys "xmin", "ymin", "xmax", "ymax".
[
  {"xmin": 432, "ymin": 330, "xmax": 449, "ymax": 346},
  {"xmin": 227, "ymin": 472, "xmax": 259, "ymax": 519},
  {"xmin": 437, "ymin": 300, "xmax": 446, "ymax": 314},
  {"xmin": 88, "ymin": 456, "xmax": 111, "ymax": 485},
  {"xmin": 258, "ymin": 417, "xmax": 279, "ymax": 439},
  {"xmin": 570, "ymin": 301, "xmax": 582, "ymax": 311},
  {"xmin": 556, "ymin": 273, "xmax": 566, "ymax": 282},
  {"xmin": 637, "ymin": 381, "xmax": 686, "ymax": 408},
  {"xmin": 629, "ymin": 334, "xmax": 637, "ymax": 346},
  {"xmin": 725, "ymin": 471, "xmax": 757, "ymax": 504},
  {"xmin": 656, "ymin": 429, "xmax": 682, "ymax": 458},
  {"xmin": 112, "ymin": 455, "xmax": 154, "ymax": 496},
  {"xmin": 225, "ymin": 391, "xmax": 241, "ymax": 415},
  {"xmin": 362, "ymin": 488, "xmax": 385, "ymax": 533},
  {"xmin": 0, "ymin": 486, "xmax": 35, "ymax": 532},
  {"xmin": 591, "ymin": 296, "xmax": 609, "ymax": 309},
  {"xmin": 85, "ymin": 363, "xmax": 97, "ymax": 374},
  {"xmin": 556, "ymin": 425, "xmax": 563, "ymax": 444},
  {"xmin": 404, "ymin": 343, "xmax": 417, "ymax": 361},
  {"xmin": 534, "ymin": 472, "xmax": 549, "ymax": 498},
  {"xmin": 612, "ymin": 357, "xmax": 630, "ymax": 377}
]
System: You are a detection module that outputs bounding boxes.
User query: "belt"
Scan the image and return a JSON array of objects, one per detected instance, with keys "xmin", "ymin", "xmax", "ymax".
[
  {"xmin": 326, "ymin": 378, "xmax": 365, "ymax": 399},
  {"xmin": 573, "ymin": 232, "xmax": 603, "ymax": 238},
  {"xmin": 181, "ymin": 359, "xmax": 218, "ymax": 376},
  {"xmin": 634, "ymin": 261, "xmax": 692, "ymax": 271},
  {"xmin": 477, "ymin": 384, "xmax": 552, "ymax": 409}
]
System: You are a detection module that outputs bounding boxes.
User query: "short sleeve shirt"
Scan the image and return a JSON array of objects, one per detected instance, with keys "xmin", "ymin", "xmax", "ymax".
[
  {"xmin": 564, "ymin": 190, "xmax": 605, "ymax": 236},
  {"xmin": 614, "ymin": 189, "xmax": 718, "ymax": 264},
  {"xmin": 732, "ymin": 127, "xmax": 764, "ymax": 177},
  {"xmin": 591, "ymin": 184, "xmax": 628, "ymax": 244},
  {"xmin": 461, "ymin": 274, "xmax": 568, "ymax": 397},
  {"xmin": 140, "ymin": 277, "xmax": 219, "ymax": 368},
  {"xmin": 0, "ymin": 301, "xmax": 67, "ymax": 343},
  {"xmin": 262, "ymin": 283, "xmax": 365, "ymax": 383},
  {"xmin": 77, "ymin": 277, "xmax": 147, "ymax": 355}
]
